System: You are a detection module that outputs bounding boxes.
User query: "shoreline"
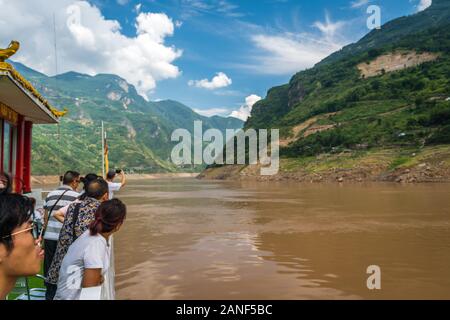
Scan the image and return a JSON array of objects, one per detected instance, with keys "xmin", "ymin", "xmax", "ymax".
[
  {"xmin": 198, "ymin": 165, "xmax": 450, "ymax": 184},
  {"xmin": 198, "ymin": 146, "xmax": 450, "ymax": 184},
  {"xmin": 31, "ymin": 173, "xmax": 200, "ymax": 186},
  {"xmin": 31, "ymin": 146, "xmax": 450, "ymax": 185}
]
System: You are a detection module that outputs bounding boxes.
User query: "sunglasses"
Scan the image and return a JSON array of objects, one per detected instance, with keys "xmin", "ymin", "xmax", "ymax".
[{"xmin": 2, "ymin": 222, "xmax": 40, "ymax": 240}]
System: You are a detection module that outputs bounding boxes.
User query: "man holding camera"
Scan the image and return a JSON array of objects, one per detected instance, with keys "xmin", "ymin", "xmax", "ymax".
[{"xmin": 106, "ymin": 169, "xmax": 127, "ymax": 200}]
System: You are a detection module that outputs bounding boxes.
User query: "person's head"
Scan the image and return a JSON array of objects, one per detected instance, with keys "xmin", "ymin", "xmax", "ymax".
[
  {"xmin": 80, "ymin": 173, "xmax": 99, "ymax": 191},
  {"xmin": 89, "ymin": 199, "xmax": 127, "ymax": 237},
  {"xmin": 85, "ymin": 178, "xmax": 109, "ymax": 202},
  {"xmin": 106, "ymin": 170, "xmax": 116, "ymax": 181},
  {"xmin": 63, "ymin": 171, "xmax": 81, "ymax": 191},
  {"xmin": 0, "ymin": 194, "xmax": 43, "ymax": 283},
  {"xmin": 0, "ymin": 173, "xmax": 12, "ymax": 195},
  {"xmin": 82, "ymin": 173, "xmax": 99, "ymax": 185}
]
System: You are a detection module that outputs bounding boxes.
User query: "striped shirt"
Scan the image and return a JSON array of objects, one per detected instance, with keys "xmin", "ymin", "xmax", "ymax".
[{"xmin": 43, "ymin": 186, "xmax": 79, "ymax": 241}]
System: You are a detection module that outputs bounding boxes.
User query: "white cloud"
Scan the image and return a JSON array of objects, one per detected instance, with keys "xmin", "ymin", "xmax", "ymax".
[
  {"xmin": 180, "ymin": 0, "xmax": 244, "ymax": 19},
  {"xmin": 244, "ymin": 14, "xmax": 348, "ymax": 75},
  {"xmin": 193, "ymin": 107, "xmax": 230, "ymax": 117},
  {"xmin": 0, "ymin": 0, "xmax": 182, "ymax": 100},
  {"xmin": 416, "ymin": 0, "xmax": 432, "ymax": 12},
  {"xmin": 350, "ymin": 0, "xmax": 370, "ymax": 8},
  {"xmin": 188, "ymin": 72, "xmax": 232, "ymax": 90},
  {"xmin": 136, "ymin": 12, "xmax": 174, "ymax": 42},
  {"xmin": 313, "ymin": 12, "xmax": 346, "ymax": 40},
  {"xmin": 229, "ymin": 94, "xmax": 262, "ymax": 121},
  {"xmin": 134, "ymin": 3, "xmax": 142, "ymax": 13}
]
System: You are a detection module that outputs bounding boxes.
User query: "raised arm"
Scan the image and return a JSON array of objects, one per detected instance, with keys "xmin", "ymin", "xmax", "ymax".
[{"xmin": 120, "ymin": 171, "xmax": 126, "ymax": 187}]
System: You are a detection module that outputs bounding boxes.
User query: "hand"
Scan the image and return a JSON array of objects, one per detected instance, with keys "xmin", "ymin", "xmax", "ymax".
[{"xmin": 35, "ymin": 237, "xmax": 44, "ymax": 259}]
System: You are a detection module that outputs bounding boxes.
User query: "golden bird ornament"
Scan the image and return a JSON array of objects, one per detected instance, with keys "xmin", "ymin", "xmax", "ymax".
[
  {"xmin": 50, "ymin": 107, "xmax": 69, "ymax": 117},
  {"xmin": 0, "ymin": 41, "xmax": 20, "ymax": 62}
]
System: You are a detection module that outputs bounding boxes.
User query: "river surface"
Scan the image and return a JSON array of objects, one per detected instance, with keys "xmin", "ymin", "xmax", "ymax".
[{"xmin": 111, "ymin": 179, "xmax": 450, "ymax": 300}]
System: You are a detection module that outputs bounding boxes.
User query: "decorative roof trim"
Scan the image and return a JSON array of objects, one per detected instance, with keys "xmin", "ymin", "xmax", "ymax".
[{"xmin": 0, "ymin": 61, "xmax": 67, "ymax": 118}]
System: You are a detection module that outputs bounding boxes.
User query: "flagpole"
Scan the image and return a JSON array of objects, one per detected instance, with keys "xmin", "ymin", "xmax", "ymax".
[{"xmin": 101, "ymin": 121, "xmax": 105, "ymax": 178}]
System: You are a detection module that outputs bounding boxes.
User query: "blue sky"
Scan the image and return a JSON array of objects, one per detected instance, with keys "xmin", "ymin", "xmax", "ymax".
[
  {"xmin": 99, "ymin": 0, "xmax": 425, "ymax": 117},
  {"xmin": 0, "ymin": 0, "xmax": 431, "ymax": 118}
]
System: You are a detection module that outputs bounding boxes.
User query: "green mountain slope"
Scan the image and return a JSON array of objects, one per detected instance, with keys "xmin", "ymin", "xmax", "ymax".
[
  {"xmin": 230, "ymin": 0, "xmax": 450, "ymax": 181},
  {"xmin": 247, "ymin": 0, "xmax": 450, "ymax": 149},
  {"xmin": 11, "ymin": 62, "xmax": 243, "ymax": 175},
  {"xmin": 320, "ymin": 0, "xmax": 450, "ymax": 66}
]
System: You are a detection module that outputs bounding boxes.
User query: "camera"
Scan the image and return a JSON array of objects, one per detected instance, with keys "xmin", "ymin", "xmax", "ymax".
[{"xmin": 115, "ymin": 169, "xmax": 122, "ymax": 174}]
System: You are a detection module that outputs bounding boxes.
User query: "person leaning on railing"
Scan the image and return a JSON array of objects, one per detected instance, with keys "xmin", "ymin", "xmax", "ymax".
[
  {"xmin": 0, "ymin": 174, "xmax": 44, "ymax": 300},
  {"xmin": 45, "ymin": 178, "xmax": 109, "ymax": 298},
  {"xmin": 42, "ymin": 171, "xmax": 81, "ymax": 300},
  {"xmin": 54, "ymin": 198, "xmax": 127, "ymax": 300}
]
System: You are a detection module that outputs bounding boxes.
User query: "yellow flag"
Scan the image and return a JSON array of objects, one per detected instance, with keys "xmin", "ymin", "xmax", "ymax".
[{"xmin": 104, "ymin": 134, "xmax": 109, "ymax": 174}]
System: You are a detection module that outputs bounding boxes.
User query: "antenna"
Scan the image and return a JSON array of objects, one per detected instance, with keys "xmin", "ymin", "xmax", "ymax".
[
  {"xmin": 53, "ymin": 13, "xmax": 58, "ymax": 75},
  {"xmin": 54, "ymin": 12, "xmax": 62, "ymax": 183},
  {"xmin": 102, "ymin": 121, "xmax": 105, "ymax": 178}
]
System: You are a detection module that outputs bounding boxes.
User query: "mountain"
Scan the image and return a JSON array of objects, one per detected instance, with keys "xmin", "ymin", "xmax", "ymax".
[
  {"xmin": 203, "ymin": 0, "xmax": 450, "ymax": 182},
  {"xmin": 320, "ymin": 0, "xmax": 450, "ymax": 66},
  {"xmin": 11, "ymin": 62, "xmax": 244, "ymax": 174}
]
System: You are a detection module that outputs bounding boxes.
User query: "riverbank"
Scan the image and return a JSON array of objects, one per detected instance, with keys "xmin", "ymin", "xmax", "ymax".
[
  {"xmin": 31, "ymin": 173, "xmax": 199, "ymax": 186},
  {"xmin": 198, "ymin": 145, "xmax": 450, "ymax": 183}
]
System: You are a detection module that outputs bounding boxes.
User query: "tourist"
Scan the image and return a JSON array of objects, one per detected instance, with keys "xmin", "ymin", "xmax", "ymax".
[
  {"xmin": 54, "ymin": 199, "xmax": 126, "ymax": 300},
  {"xmin": 0, "ymin": 173, "xmax": 11, "ymax": 194},
  {"xmin": 42, "ymin": 170, "xmax": 80, "ymax": 300},
  {"xmin": 78, "ymin": 174, "xmax": 100, "ymax": 198},
  {"xmin": 106, "ymin": 169, "xmax": 126, "ymax": 200},
  {"xmin": 0, "ymin": 193, "xmax": 44, "ymax": 300},
  {"xmin": 46, "ymin": 178, "xmax": 109, "ymax": 298},
  {"xmin": 53, "ymin": 173, "xmax": 100, "ymax": 224}
]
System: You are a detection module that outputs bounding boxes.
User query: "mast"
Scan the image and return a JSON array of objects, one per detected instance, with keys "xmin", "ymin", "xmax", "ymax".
[
  {"xmin": 53, "ymin": 12, "xmax": 63, "ymax": 185},
  {"xmin": 101, "ymin": 121, "xmax": 105, "ymax": 178},
  {"xmin": 53, "ymin": 13, "xmax": 58, "ymax": 76}
]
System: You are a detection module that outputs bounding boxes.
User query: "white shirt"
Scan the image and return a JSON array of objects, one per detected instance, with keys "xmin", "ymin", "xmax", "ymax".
[
  {"xmin": 54, "ymin": 231, "xmax": 110, "ymax": 300},
  {"xmin": 107, "ymin": 182, "xmax": 122, "ymax": 200}
]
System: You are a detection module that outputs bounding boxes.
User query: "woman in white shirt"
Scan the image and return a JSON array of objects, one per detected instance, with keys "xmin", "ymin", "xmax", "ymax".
[{"xmin": 54, "ymin": 198, "xmax": 126, "ymax": 300}]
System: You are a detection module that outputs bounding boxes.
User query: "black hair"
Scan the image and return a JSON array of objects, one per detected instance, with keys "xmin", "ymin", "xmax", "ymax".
[
  {"xmin": 80, "ymin": 173, "xmax": 99, "ymax": 186},
  {"xmin": 63, "ymin": 171, "xmax": 81, "ymax": 185},
  {"xmin": 0, "ymin": 173, "xmax": 12, "ymax": 195},
  {"xmin": 86, "ymin": 178, "xmax": 108, "ymax": 200},
  {"xmin": 89, "ymin": 199, "xmax": 127, "ymax": 236},
  {"xmin": 79, "ymin": 174, "xmax": 100, "ymax": 200},
  {"xmin": 0, "ymin": 194, "xmax": 34, "ymax": 252},
  {"xmin": 106, "ymin": 170, "xmax": 116, "ymax": 180}
]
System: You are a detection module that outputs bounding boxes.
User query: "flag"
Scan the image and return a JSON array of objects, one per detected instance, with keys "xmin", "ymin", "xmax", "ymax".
[{"xmin": 104, "ymin": 131, "xmax": 109, "ymax": 174}]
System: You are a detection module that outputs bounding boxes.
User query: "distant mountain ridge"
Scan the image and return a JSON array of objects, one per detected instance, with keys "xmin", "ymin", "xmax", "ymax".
[{"xmin": 11, "ymin": 62, "xmax": 243, "ymax": 174}]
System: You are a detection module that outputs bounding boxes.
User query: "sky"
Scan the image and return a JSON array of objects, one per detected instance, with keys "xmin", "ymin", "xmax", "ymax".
[{"xmin": 0, "ymin": 0, "xmax": 432, "ymax": 120}]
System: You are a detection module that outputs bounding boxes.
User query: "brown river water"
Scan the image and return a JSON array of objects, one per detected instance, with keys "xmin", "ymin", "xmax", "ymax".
[{"xmin": 108, "ymin": 178, "xmax": 450, "ymax": 300}]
